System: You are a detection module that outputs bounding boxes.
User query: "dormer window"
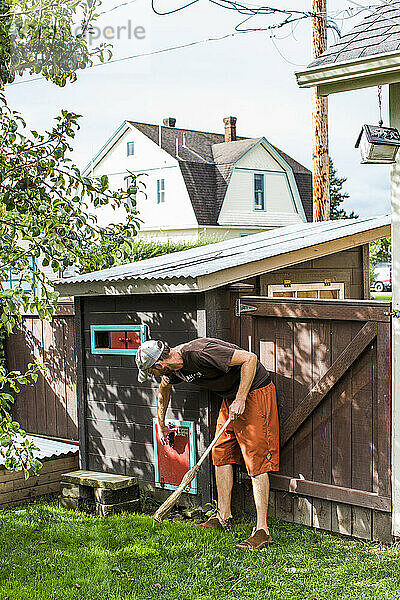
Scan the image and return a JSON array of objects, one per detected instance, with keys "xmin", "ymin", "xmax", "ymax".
[
  {"xmin": 157, "ymin": 179, "xmax": 165, "ymax": 203},
  {"xmin": 127, "ymin": 142, "xmax": 135, "ymax": 156},
  {"xmin": 254, "ymin": 174, "xmax": 265, "ymax": 210}
]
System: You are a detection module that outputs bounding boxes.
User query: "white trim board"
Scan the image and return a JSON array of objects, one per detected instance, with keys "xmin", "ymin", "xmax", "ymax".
[{"xmin": 296, "ymin": 51, "xmax": 400, "ymax": 97}]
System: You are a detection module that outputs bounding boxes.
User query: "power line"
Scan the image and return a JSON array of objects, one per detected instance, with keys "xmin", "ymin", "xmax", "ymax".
[
  {"xmin": 151, "ymin": 0, "xmax": 383, "ymax": 33},
  {"xmin": 346, "ymin": 0, "xmax": 400, "ymax": 28},
  {"xmin": 8, "ymin": 29, "xmax": 255, "ymax": 86},
  {"xmin": 270, "ymin": 35, "xmax": 307, "ymax": 67},
  {"xmin": 7, "ymin": 1, "xmax": 395, "ymax": 88},
  {"xmin": 151, "ymin": 0, "xmax": 199, "ymax": 16},
  {"xmin": 98, "ymin": 0, "xmax": 138, "ymax": 16}
]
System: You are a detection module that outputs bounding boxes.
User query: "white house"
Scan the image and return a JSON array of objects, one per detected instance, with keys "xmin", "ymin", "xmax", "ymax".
[{"xmin": 83, "ymin": 116, "xmax": 312, "ymax": 241}]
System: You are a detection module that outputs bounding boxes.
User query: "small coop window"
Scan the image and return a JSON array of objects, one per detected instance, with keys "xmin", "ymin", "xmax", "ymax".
[
  {"xmin": 267, "ymin": 282, "xmax": 345, "ymax": 299},
  {"xmin": 90, "ymin": 325, "xmax": 147, "ymax": 355}
]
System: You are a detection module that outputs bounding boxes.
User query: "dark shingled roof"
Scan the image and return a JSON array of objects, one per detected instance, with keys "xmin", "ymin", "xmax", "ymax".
[
  {"xmin": 308, "ymin": 1, "xmax": 400, "ymax": 69},
  {"xmin": 129, "ymin": 121, "xmax": 312, "ymax": 225}
]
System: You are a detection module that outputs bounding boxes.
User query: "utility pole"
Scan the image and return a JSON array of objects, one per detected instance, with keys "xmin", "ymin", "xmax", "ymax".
[{"xmin": 312, "ymin": 0, "xmax": 330, "ymax": 221}]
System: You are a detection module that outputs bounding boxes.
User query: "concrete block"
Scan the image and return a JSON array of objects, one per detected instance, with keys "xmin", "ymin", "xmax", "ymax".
[
  {"xmin": 95, "ymin": 498, "xmax": 141, "ymax": 517},
  {"xmin": 61, "ymin": 470, "xmax": 137, "ymax": 490},
  {"xmin": 94, "ymin": 484, "xmax": 139, "ymax": 505},
  {"xmin": 60, "ymin": 482, "xmax": 94, "ymax": 500},
  {"xmin": 58, "ymin": 496, "xmax": 88, "ymax": 511}
]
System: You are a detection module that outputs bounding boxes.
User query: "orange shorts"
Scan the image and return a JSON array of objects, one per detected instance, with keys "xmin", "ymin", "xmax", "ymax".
[{"xmin": 212, "ymin": 382, "xmax": 279, "ymax": 477}]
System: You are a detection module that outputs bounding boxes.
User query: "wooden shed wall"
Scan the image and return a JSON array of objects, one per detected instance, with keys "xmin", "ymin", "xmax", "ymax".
[
  {"xmin": 260, "ymin": 246, "xmax": 369, "ymax": 299},
  {"xmin": 79, "ymin": 293, "xmax": 216, "ymax": 505}
]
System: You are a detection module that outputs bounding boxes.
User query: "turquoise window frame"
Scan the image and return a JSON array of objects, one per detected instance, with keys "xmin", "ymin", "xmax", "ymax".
[
  {"xmin": 90, "ymin": 324, "xmax": 147, "ymax": 355},
  {"xmin": 153, "ymin": 418, "xmax": 197, "ymax": 494}
]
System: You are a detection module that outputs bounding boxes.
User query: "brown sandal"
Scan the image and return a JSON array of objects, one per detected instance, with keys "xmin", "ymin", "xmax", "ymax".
[
  {"xmin": 236, "ymin": 529, "xmax": 273, "ymax": 549},
  {"xmin": 194, "ymin": 516, "xmax": 234, "ymax": 530}
]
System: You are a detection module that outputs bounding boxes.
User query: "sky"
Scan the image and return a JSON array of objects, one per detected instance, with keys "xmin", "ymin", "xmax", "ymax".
[{"xmin": 5, "ymin": 0, "xmax": 392, "ymax": 218}]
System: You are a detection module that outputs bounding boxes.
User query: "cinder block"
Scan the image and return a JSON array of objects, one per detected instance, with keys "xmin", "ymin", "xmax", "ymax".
[
  {"xmin": 60, "ymin": 482, "xmax": 94, "ymax": 500},
  {"xmin": 95, "ymin": 498, "xmax": 141, "ymax": 517},
  {"xmin": 58, "ymin": 497, "xmax": 86, "ymax": 511},
  {"xmin": 94, "ymin": 484, "xmax": 139, "ymax": 505}
]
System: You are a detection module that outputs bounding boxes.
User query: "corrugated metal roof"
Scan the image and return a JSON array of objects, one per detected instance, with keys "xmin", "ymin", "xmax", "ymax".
[
  {"xmin": 0, "ymin": 435, "xmax": 78, "ymax": 466},
  {"xmin": 55, "ymin": 215, "xmax": 390, "ymax": 289}
]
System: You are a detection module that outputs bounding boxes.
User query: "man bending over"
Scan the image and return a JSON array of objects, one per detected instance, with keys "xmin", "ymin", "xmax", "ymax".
[{"xmin": 136, "ymin": 337, "xmax": 279, "ymax": 550}]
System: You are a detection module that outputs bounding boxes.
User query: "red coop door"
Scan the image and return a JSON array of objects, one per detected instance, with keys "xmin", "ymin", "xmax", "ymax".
[{"xmin": 153, "ymin": 419, "xmax": 196, "ymax": 494}]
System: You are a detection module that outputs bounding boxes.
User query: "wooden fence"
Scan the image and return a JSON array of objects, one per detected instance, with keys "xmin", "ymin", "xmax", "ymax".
[
  {"xmin": 5, "ymin": 303, "xmax": 78, "ymax": 442},
  {"xmin": 234, "ymin": 296, "xmax": 392, "ymax": 542}
]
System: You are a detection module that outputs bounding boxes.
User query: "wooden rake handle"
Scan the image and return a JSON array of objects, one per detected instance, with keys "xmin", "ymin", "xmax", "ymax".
[{"xmin": 153, "ymin": 416, "xmax": 233, "ymax": 523}]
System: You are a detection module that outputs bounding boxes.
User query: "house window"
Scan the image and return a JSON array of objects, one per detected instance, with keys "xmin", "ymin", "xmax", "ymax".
[
  {"xmin": 90, "ymin": 324, "xmax": 148, "ymax": 355},
  {"xmin": 127, "ymin": 142, "xmax": 135, "ymax": 156},
  {"xmin": 254, "ymin": 174, "xmax": 265, "ymax": 210},
  {"xmin": 126, "ymin": 175, "xmax": 136, "ymax": 210},
  {"xmin": 157, "ymin": 179, "xmax": 165, "ymax": 203},
  {"xmin": 267, "ymin": 282, "xmax": 345, "ymax": 299},
  {"xmin": 0, "ymin": 255, "xmax": 37, "ymax": 294}
]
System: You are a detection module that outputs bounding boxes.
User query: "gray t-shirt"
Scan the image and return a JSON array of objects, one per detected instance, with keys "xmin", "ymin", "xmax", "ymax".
[{"xmin": 163, "ymin": 338, "xmax": 271, "ymax": 400}]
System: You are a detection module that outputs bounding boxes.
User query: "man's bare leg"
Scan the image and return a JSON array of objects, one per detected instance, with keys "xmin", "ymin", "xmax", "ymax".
[
  {"xmin": 251, "ymin": 472, "xmax": 270, "ymax": 532},
  {"xmin": 215, "ymin": 464, "xmax": 233, "ymax": 522}
]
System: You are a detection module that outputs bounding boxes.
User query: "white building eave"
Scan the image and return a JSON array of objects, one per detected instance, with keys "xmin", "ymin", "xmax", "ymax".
[
  {"xmin": 296, "ymin": 51, "xmax": 400, "ymax": 96},
  {"xmin": 82, "ymin": 120, "xmax": 131, "ymax": 176}
]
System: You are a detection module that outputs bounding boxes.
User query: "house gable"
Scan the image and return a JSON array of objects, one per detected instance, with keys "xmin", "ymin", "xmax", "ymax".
[
  {"xmin": 84, "ymin": 123, "xmax": 198, "ymax": 230},
  {"xmin": 84, "ymin": 121, "xmax": 313, "ymax": 229},
  {"xmin": 218, "ymin": 140, "xmax": 306, "ymax": 227}
]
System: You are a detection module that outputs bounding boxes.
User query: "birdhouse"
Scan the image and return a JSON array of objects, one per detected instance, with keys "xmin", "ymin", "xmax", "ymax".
[{"xmin": 355, "ymin": 124, "xmax": 400, "ymax": 164}]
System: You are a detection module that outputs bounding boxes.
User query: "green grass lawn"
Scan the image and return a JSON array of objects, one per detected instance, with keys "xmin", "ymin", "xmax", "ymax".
[
  {"xmin": 370, "ymin": 292, "xmax": 392, "ymax": 301},
  {"xmin": 1, "ymin": 496, "xmax": 400, "ymax": 600}
]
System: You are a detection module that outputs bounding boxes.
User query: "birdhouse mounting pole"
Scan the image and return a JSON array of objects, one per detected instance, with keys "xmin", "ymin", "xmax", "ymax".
[{"xmin": 312, "ymin": 0, "xmax": 330, "ymax": 221}]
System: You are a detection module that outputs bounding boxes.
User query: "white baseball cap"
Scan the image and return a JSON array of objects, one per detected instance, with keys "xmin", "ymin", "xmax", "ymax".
[{"xmin": 135, "ymin": 340, "xmax": 165, "ymax": 382}]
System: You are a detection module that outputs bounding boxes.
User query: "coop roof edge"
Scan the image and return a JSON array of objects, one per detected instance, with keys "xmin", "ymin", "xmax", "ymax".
[{"xmin": 54, "ymin": 215, "xmax": 390, "ymax": 297}]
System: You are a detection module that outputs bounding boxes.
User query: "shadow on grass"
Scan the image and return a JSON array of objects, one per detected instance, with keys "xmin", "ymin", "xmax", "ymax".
[{"xmin": 1, "ymin": 496, "xmax": 399, "ymax": 600}]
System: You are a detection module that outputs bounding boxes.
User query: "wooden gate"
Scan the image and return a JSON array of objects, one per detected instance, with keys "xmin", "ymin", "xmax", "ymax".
[
  {"xmin": 6, "ymin": 304, "xmax": 78, "ymax": 442},
  {"xmin": 235, "ymin": 296, "xmax": 392, "ymax": 542}
]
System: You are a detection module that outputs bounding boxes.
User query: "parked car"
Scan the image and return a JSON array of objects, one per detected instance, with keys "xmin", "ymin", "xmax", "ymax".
[{"xmin": 373, "ymin": 262, "xmax": 392, "ymax": 292}]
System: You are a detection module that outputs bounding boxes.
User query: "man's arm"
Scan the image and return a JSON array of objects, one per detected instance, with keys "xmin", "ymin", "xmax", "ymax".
[
  {"xmin": 228, "ymin": 349, "xmax": 258, "ymax": 419},
  {"xmin": 157, "ymin": 377, "xmax": 173, "ymax": 438}
]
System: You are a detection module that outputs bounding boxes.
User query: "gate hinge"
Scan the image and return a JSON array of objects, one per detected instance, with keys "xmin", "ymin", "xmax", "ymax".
[
  {"xmin": 384, "ymin": 310, "xmax": 400, "ymax": 318},
  {"xmin": 235, "ymin": 299, "xmax": 257, "ymax": 317}
]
